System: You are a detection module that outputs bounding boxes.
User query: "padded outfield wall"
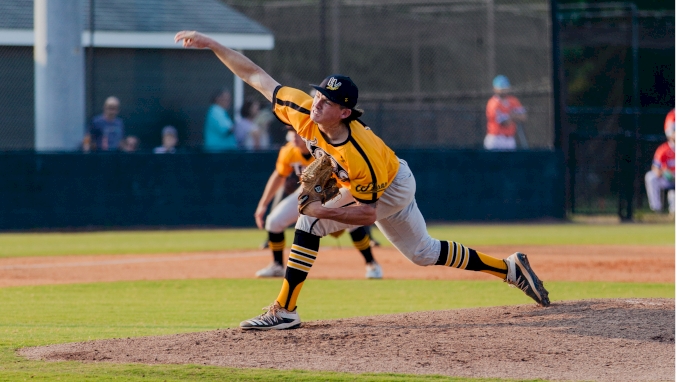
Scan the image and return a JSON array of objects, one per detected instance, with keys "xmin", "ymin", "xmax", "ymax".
[{"xmin": 0, "ymin": 150, "xmax": 564, "ymax": 231}]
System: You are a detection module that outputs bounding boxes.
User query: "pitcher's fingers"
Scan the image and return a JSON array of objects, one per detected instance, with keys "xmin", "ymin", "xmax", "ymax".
[
  {"xmin": 174, "ymin": 30, "xmax": 193, "ymax": 43},
  {"xmin": 174, "ymin": 31, "xmax": 186, "ymax": 43}
]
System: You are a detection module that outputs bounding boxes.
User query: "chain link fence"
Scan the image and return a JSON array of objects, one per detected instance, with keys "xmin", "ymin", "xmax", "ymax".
[
  {"xmin": 0, "ymin": 0, "xmax": 554, "ymax": 151},
  {"xmin": 558, "ymin": 3, "xmax": 675, "ymax": 218},
  {"xmin": 0, "ymin": 45, "xmax": 34, "ymax": 151},
  {"xmin": 229, "ymin": 0, "xmax": 554, "ymax": 149}
]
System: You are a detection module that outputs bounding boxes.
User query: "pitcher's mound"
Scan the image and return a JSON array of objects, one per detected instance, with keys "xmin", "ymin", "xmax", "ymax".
[{"xmin": 20, "ymin": 298, "xmax": 674, "ymax": 381}]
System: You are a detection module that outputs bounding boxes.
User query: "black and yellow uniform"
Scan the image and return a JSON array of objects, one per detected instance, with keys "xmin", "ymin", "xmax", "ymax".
[
  {"xmin": 273, "ymin": 86, "xmax": 400, "ymax": 204},
  {"xmin": 270, "ymin": 84, "xmax": 510, "ymax": 311}
]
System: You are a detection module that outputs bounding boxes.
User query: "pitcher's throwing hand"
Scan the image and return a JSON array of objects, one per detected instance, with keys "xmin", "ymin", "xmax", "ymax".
[{"xmin": 174, "ymin": 31, "xmax": 214, "ymax": 49}]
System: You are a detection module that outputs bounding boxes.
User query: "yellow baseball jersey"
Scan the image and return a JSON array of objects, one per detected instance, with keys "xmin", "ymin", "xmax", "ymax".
[
  {"xmin": 272, "ymin": 86, "xmax": 400, "ymax": 203},
  {"xmin": 275, "ymin": 141, "xmax": 314, "ymax": 178}
]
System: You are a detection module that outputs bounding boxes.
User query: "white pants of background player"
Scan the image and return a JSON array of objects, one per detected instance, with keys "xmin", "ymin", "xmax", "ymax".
[
  {"xmin": 484, "ymin": 134, "xmax": 516, "ymax": 150},
  {"xmin": 265, "ymin": 185, "xmax": 369, "ymax": 235},
  {"xmin": 644, "ymin": 171, "xmax": 675, "ymax": 213},
  {"xmin": 296, "ymin": 159, "xmax": 440, "ymax": 266}
]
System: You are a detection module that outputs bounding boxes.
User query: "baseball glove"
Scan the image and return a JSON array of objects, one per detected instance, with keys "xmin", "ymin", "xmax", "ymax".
[{"xmin": 298, "ymin": 155, "xmax": 340, "ymax": 214}]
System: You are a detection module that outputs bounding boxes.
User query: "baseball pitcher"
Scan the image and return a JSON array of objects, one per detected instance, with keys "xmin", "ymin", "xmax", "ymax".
[{"xmin": 175, "ymin": 31, "xmax": 550, "ymax": 331}]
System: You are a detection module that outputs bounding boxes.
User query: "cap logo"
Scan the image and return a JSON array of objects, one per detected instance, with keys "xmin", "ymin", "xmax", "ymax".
[{"xmin": 326, "ymin": 77, "xmax": 342, "ymax": 91}]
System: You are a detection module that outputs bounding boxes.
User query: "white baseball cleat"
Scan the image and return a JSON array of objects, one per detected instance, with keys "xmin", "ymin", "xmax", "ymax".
[
  {"xmin": 504, "ymin": 252, "xmax": 550, "ymax": 307},
  {"xmin": 240, "ymin": 302, "xmax": 301, "ymax": 330},
  {"xmin": 365, "ymin": 262, "xmax": 383, "ymax": 279},
  {"xmin": 255, "ymin": 262, "xmax": 285, "ymax": 278}
]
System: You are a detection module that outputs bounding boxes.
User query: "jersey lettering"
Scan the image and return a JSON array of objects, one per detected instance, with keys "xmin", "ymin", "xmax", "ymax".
[{"xmin": 355, "ymin": 182, "xmax": 388, "ymax": 194}]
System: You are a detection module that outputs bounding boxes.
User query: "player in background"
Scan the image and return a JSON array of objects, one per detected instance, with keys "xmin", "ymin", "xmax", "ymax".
[
  {"xmin": 644, "ymin": 108, "xmax": 675, "ymax": 214},
  {"xmin": 484, "ymin": 75, "xmax": 527, "ymax": 150},
  {"xmin": 254, "ymin": 127, "xmax": 383, "ymax": 279},
  {"xmin": 174, "ymin": 31, "xmax": 549, "ymax": 331}
]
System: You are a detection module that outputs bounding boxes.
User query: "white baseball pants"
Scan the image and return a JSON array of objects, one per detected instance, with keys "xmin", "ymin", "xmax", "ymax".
[
  {"xmin": 264, "ymin": 186, "xmax": 303, "ymax": 233},
  {"xmin": 266, "ymin": 185, "xmax": 368, "ymax": 235},
  {"xmin": 295, "ymin": 159, "xmax": 441, "ymax": 266},
  {"xmin": 484, "ymin": 134, "xmax": 516, "ymax": 150},
  {"xmin": 644, "ymin": 171, "xmax": 675, "ymax": 213}
]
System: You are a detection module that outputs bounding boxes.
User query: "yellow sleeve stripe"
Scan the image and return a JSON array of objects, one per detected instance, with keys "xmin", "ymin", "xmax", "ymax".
[
  {"xmin": 289, "ymin": 252, "xmax": 316, "ymax": 266},
  {"xmin": 269, "ymin": 241, "xmax": 286, "ymax": 251},
  {"xmin": 353, "ymin": 236, "xmax": 371, "ymax": 251},
  {"xmin": 444, "ymin": 241, "xmax": 454, "ymax": 267},
  {"xmin": 461, "ymin": 246, "xmax": 470, "ymax": 269},
  {"xmin": 291, "ymin": 244, "xmax": 317, "ymax": 257},
  {"xmin": 453, "ymin": 242, "xmax": 464, "ymax": 268}
]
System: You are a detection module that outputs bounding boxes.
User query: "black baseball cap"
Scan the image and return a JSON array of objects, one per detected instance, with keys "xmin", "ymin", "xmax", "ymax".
[{"xmin": 310, "ymin": 74, "xmax": 359, "ymax": 109}]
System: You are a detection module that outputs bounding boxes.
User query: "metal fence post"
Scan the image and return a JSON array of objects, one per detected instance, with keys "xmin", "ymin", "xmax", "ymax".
[{"xmin": 568, "ymin": 132, "xmax": 576, "ymax": 214}]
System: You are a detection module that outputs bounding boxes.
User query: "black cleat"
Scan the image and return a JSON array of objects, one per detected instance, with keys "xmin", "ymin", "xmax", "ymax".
[{"xmin": 504, "ymin": 252, "xmax": 550, "ymax": 307}]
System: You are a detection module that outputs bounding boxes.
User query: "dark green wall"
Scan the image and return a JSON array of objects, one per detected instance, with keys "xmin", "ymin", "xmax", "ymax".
[
  {"xmin": 0, "ymin": 150, "xmax": 564, "ymax": 231},
  {"xmin": 88, "ymin": 48, "xmax": 236, "ymax": 150},
  {"xmin": 0, "ymin": 47, "xmax": 237, "ymax": 151}
]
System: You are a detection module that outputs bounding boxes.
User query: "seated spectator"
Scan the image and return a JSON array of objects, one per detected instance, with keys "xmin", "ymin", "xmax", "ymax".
[
  {"xmin": 253, "ymin": 105, "xmax": 274, "ymax": 150},
  {"xmin": 88, "ymin": 96, "xmax": 125, "ymax": 151},
  {"xmin": 154, "ymin": 126, "xmax": 179, "ymax": 154},
  {"xmin": 234, "ymin": 100, "xmax": 264, "ymax": 150},
  {"xmin": 204, "ymin": 89, "xmax": 237, "ymax": 151},
  {"xmin": 121, "ymin": 135, "xmax": 140, "ymax": 152},
  {"xmin": 644, "ymin": 108, "xmax": 675, "ymax": 214}
]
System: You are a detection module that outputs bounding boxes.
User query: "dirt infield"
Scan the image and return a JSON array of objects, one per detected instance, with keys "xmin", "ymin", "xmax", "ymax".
[
  {"xmin": 0, "ymin": 244, "xmax": 674, "ymax": 286},
  {"xmin": 11, "ymin": 244, "xmax": 676, "ymax": 381},
  {"xmin": 21, "ymin": 299, "xmax": 674, "ymax": 381}
]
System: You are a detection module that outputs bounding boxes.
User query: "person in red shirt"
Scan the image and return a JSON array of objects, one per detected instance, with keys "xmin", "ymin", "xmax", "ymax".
[
  {"xmin": 484, "ymin": 75, "xmax": 527, "ymax": 150},
  {"xmin": 645, "ymin": 108, "xmax": 675, "ymax": 214}
]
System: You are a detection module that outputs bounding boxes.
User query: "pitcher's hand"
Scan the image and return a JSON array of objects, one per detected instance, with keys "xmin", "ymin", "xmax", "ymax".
[{"xmin": 174, "ymin": 31, "xmax": 214, "ymax": 49}]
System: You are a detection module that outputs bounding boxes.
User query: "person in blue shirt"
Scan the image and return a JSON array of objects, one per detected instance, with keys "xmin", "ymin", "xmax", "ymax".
[
  {"xmin": 204, "ymin": 89, "xmax": 237, "ymax": 151},
  {"xmin": 89, "ymin": 96, "xmax": 125, "ymax": 151}
]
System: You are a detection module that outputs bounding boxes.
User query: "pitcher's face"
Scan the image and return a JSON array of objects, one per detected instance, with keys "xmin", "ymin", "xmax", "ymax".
[{"xmin": 310, "ymin": 92, "xmax": 346, "ymax": 125}]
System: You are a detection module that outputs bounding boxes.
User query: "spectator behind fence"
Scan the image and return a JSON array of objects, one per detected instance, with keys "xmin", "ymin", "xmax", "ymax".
[
  {"xmin": 87, "ymin": 96, "xmax": 126, "ymax": 151},
  {"xmin": 204, "ymin": 89, "xmax": 237, "ymax": 151},
  {"xmin": 154, "ymin": 126, "xmax": 179, "ymax": 154},
  {"xmin": 644, "ymin": 108, "xmax": 675, "ymax": 214},
  {"xmin": 121, "ymin": 135, "xmax": 139, "ymax": 152},
  {"xmin": 234, "ymin": 99, "xmax": 262, "ymax": 150},
  {"xmin": 484, "ymin": 75, "xmax": 527, "ymax": 150},
  {"xmin": 253, "ymin": 103, "xmax": 274, "ymax": 150}
]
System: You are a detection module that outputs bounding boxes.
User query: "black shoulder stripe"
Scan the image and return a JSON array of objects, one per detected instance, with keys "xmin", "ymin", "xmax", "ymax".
[
  {"xmin": 272, "ymin": 86, "xmax": 288, "ymax": 126},
  {"xmin": 349, "ymin": 136, "xmax": 378, "ymax": 202},
  {"xmin": 272, "ymin": 85, "xmax": 310, "ymax": 126},
  {"xmin": 273, "ymin": 86, "xmax": 310, "ymax": 115},
  {"xmin": 276, "ymin": 98, "xmax": 310, "ymax": 115},
  {"xmin": 271, "ymin": 85, "xmax": 282, "ymax": 113}
]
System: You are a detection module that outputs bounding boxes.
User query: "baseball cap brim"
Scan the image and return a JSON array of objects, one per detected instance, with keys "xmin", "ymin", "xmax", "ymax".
[{"xmin": 310, "ymin": 84, "xmax": 345, "ymax": 106}]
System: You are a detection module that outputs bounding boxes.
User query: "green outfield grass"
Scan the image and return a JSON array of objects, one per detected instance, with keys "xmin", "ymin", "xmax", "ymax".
[
  {"xmin": 0, "ymin": 222, "xmax": 674, "ymax": 258},
  {"xmin": 0, "ymin": 278, "xmax": 673, "ymax": 381},
  {"xmin": 0, "ymin": 223, "xmax": 674, "ymax": 381}
]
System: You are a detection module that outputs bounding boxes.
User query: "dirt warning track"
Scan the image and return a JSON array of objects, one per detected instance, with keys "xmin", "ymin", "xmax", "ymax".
[{"xmin": 0, "ymin": 244, "xmax": 674, "ymax": 286}]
